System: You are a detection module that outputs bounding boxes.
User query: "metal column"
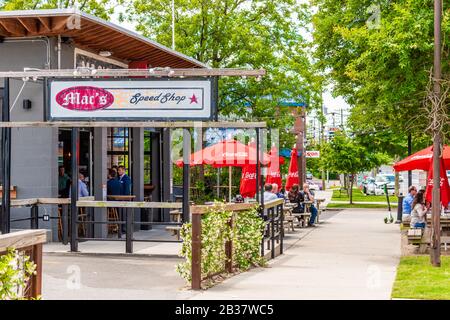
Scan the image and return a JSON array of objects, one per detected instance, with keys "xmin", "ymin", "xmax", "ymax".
[
  {"xmin": 182, "ymin": 128, "xmax": 191, "ymax": 222},
  {"xmin": 70, "ymin": 128, "xmax": 79, "ymax": 252},
  {"xmin": 1, "ymin": 78, "xmax": 11, "ymax": 234}
]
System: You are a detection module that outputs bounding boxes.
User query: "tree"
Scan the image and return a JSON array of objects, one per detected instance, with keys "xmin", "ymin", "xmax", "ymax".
[
  {"xmin": 0, "ymin": 0, "xmax": 118, "ymax": 19},
  {"xmin": 125, "ymin": 0, "xmax": 322, "ymax": 135},
  {"xmin": 311, "ymin": 0, "xmax": 450, "ymax": 159},
  {"xmin": 321, "ymin": 131, "xmax": 390, "ymax": 204}
]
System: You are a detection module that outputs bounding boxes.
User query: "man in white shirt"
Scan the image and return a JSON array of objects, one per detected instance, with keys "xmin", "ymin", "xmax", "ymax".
[{"xmin": 263, "ymin": 184, "xmax": 278, "ymax": 202}]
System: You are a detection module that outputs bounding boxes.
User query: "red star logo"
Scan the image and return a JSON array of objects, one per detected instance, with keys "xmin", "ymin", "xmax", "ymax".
[{"xmin": 189, "ymin": 94, "xmax": 198, "ymax": 104}]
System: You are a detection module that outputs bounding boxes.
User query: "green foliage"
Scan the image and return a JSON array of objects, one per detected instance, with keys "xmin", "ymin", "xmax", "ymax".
[
  {"xmin": 176, "ymin": 203, "xmax": 265, "ymax": 285},
  {"xmin": 312, "ymin": 0, "xmax": 450, "ymax": 155},
  {"xmin": 126, "ymin": 0, "xmax": 322, "ymax": 129},
  {"xmin": 0, "ymin": 0, "xmax": 118, "ymax": 19},
  {"xmin": 321, "ymin": 131, "xmax": 390, "ymax": 175},
  {"xmin": 0, "ymin": 248, "xmax": 37, "ymax": 300},
  {"xmin": 232, "ymin": 207, "xmax": 266, "ymax": 270}
]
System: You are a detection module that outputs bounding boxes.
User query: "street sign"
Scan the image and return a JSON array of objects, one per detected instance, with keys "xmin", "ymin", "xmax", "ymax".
[
  {"xmin": 305, "ymin": 151, "xmax": 320, "ymax": 158},
  {"xmin": 48, "ymin": 78, "xmax": 214, "ymax": 121}
]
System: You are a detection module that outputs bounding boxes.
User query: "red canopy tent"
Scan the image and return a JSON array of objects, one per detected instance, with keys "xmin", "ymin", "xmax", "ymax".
[
  {"xmin": 285, "ymin": 148, "xmax": 299, "ymax": 192},
  {"xmin": 394, "ymin": 145, "xmax": 450, "ymax": 207},
  {"xmin": 393, "ymin": 145, "xmax": 450, "ymax": 171}
]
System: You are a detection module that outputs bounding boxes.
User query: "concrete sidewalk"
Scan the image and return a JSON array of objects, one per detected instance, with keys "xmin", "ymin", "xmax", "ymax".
[{"xmin": 189, "ymin": 209, "xmax": 401, "ymax": 300}]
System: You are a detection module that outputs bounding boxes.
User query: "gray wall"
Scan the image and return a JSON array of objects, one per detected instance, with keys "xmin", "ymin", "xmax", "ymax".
[{"xmin": 0, "ymin": 38, "xmax": 75, "ymax": 240}]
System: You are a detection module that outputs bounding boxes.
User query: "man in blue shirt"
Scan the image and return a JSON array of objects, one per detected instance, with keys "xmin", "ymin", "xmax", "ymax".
[
  {"xmin": 107, "ymin": 169, "xmax": 121, "ymax": 196},
  {"xmin": 117, "ymin": 165, "xmax": 132, "ymax": 196},
  {"xmin": 402, "ymin": 186, "xmax": 417, "ymax": 221}
]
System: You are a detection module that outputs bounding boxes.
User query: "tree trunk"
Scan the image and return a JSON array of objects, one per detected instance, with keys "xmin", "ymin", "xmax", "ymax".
[{"xmin": 349, "ymin": 174, "xmax": 354, "ymax": 204}]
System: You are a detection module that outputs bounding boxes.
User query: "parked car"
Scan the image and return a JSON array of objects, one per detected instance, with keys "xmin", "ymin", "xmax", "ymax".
[
  {"xmin": 307, "ymin": 180, "xmax": 320, "ymax": 191},
  {"xmin": 306, "ymin": 172, "xmax": 313, "ymax": 180},
  {"xmin": 361, "ymin": 176, "xmax": 375, "ymax": 195},
  {"xmin": 368, "ymin": 174, "xmax": 402, "ymax": 196}
]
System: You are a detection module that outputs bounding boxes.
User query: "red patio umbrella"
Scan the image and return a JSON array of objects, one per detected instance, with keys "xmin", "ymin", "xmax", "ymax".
[
  {"xmin": 176, "ymin": 139, "xmax": 270, "ymax": 201},
  {"xmin": 240, "ymin": 164, "xmax": 257, "ymax": 198},
  {"xmin": 175, "ymin": 139, "xmax": 270, "ymax": 167},
  {"xmin": 393, "ymin": 145, "xmax": 450, "ymax": 172},
  {"xmin": 424, "ymin": 158, "xmax": 450, "ymax": 207},
  {"xmin": 265, "ymin": 146, "xmax": 284, "ymax": 190},
  {"xmin": 285, "ymin": 148, "xmax": 299, "ymax": 192}
]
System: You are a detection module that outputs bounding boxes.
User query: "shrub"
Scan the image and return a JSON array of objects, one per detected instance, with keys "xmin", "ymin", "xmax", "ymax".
[
  {"xmin": 0, "ymin": 248, "xmax": 37, "ymax": 300},
  {"xmin": 176, "ymin": 202, "xmax": 265, "ymax": 285}
]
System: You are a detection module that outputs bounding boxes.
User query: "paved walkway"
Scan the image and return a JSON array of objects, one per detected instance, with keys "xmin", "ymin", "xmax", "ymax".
[
  {"xmin": 42, "ymin": 206, "xmax": 401, "ymax": 300},
  {"xmin": 188, "ymin": 208, "xmax": 401, "ymax": 300}
]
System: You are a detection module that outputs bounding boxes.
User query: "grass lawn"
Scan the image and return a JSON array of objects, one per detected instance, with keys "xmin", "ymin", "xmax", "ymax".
[
  {"xmin": 331, "ymin": 188, "xmax": 398, "ymax": 203},
  {"xmin": 327, "ymin": 203, "xmax": 397, "ymax": 209},
  {"xmin": 392, "ymin": 256, "xmax": 450, "ymax": 300}
]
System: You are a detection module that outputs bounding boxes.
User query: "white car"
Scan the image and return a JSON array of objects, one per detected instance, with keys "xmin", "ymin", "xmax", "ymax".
[
  {"xmin": 367, "ymin": 174, "xmax": 401, "ymax": 196},
  {"xmin": 307, "ymin": 181, "xmax": 320, "ymax": 191}
]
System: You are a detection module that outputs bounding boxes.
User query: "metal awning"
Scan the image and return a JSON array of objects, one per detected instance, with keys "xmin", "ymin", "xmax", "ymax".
[{"xmin": 0, "ymin": 9, "xmax": 208, "ymax": 68}]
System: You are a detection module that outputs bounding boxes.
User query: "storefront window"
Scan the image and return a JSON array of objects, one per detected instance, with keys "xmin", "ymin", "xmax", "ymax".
[
  {"xmin": 144, "ymin": 130, "xmax": 152, "ymax": 184},
  {"xmin": 107, "ymin": 128, "xmax": 130, "ymax": 174}
]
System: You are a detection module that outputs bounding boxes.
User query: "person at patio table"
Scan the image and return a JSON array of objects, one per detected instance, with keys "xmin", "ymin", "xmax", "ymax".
[
  {"xmin": 300, "ymin": 183, "xmax": 318, "ymax": 227},
  {"xmin": 117, "ymin": 165, "xmax": 132, "ymax": 196},
  {"xmin": 69, "ymin": 172, "xmax": 89, "ymax": 198},
  {"xmin": 271, "ymin": 183, "xmax": 285, "ymax": 199},
  {"xmin": 263, "ymin": 183, "xmax": 278, "ymax": 202},
  {"xmin": 410, "ymin": 190, "xmax": 427, "ymax": 229},
  {"xmin": 402, "ymin": 186, "xmax": 417, "ymax": 222},
  {"xmin": 288, "ymin": 184, "xmax": 304, "ymax": 213}
]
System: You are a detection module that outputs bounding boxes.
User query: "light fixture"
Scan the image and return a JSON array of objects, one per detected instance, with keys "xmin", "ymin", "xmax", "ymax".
[{"xmin": 99, "ymin": 50, "xmax": 112, "ymax": 57}]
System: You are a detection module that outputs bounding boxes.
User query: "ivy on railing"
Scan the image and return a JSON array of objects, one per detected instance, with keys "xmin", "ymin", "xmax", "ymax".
[
  {"xmin": 176, "ymin": 202, "xmax": 265, "ymax": 285},
  {"xmin": 0, "ymin": 248, "xmax": 37, "ymax": 300}
]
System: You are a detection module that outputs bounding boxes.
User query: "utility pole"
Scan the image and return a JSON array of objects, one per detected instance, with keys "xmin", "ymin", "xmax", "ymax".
[
  {"xmin": 431, "ymin": 0, "xmax": 442, "ymax": 267},
  {"xmin": 293, "ymin": 107, "xmax": 305, "ymax": 187},
  {"xmin": 171, "ymin": 0, "xmax": 176, "ymax": 50}
]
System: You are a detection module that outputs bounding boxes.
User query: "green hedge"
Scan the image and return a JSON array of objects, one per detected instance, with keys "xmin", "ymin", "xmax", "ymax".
[{"xmin": 176, "ymin": 203, "xmax": 265, "ymax": 284}]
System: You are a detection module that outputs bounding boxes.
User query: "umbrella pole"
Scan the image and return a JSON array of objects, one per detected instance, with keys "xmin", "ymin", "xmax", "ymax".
[{"xmin": 229, "ymin": 166, "xmax": 232, "ymax": 203}]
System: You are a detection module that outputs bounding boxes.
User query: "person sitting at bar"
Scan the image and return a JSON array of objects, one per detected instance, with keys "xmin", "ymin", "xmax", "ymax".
[
  {"xmin": 107, "ymin": 169, "xmax": 121, "ymax": 196},
  {"xmin": 117, "ymin": 165, "xmax": 131, "ymax": 196},
  {"xmin": 410, "ymin": 190, "xmax": 428, "ymax": 229},
  {"xmin": 78, "ymin": 172, "xmax": 89, "ymax": 197},
  {"xmin": 402, "ymin": 186, "xmax": 417, "ymax": 223},
  {"xmin": 69, "ymin": 171, "xmax": 89, "ymax": 198},
  {"xmin": 263, "ymin": 183, "xmax": 278, "ymax": 202}
]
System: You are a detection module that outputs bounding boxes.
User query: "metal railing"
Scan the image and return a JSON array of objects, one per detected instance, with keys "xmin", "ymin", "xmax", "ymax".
[
  {"xmin": 261, "ymin": 198, "xmax": 284, "ymax": 259},
  {"xmin": 75, "ymin": 200, "xmax": 183, "ymax": 253}
]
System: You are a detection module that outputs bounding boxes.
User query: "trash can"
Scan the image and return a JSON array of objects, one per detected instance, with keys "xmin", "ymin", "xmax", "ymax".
[{"xmin": 396, "ymin": 194, "xmax": 404, "ymax": 224}]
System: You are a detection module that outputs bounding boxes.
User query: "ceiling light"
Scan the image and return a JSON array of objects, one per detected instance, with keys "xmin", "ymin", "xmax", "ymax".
[{"xmin": 99, "ymin": 50, "xmax": 112, "ymax": 57}]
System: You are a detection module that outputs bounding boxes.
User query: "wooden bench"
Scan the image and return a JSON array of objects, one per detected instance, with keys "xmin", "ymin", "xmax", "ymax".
[
  {"xmin": 165, "ymin": 226, "xmax": 182, "ymax": 240},
  {"xmin": 282, "ymin": 207, "xmax": 295, "ymax": 232},
  {"xmin": 407, "ymin": 228, "xmax": 450, "ymax": 253}
]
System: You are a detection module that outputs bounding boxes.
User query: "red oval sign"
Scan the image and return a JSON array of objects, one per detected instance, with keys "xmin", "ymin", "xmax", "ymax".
[{"xmin": 56, "ymin": 86, "xmax": 114, "ymax": 111}]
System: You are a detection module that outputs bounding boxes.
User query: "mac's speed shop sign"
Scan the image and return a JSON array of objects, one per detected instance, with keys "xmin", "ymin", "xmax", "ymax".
[{"xmin": 48, "ymin": 78, "xmax": 215, "ymax": 121}]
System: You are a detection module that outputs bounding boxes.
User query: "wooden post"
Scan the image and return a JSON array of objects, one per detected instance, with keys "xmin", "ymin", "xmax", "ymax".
[
  {"xmin": 31, "ymin": 243, "xmax": 43, "ymax": 298},
  {"xmin": 191, "ymin": 212, "xmax": 202, "ymax": 290},
  {"xmin": 225, "ymin": 214, "xmax": 234, "ymax": 273},
  {"xmin": 431, "ymin": 0, "xmax": 442, "ymax": 267}
]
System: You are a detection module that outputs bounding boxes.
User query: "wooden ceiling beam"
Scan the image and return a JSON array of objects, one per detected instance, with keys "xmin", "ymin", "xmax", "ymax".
[
  {"xmin": 0, "ymin": 22, "xmax": 11, "ymax": 37},
  {"xmin": 0, "ymin": 19, "xmax": 27, "ymax": 36},
  {"xmin": 17, "ymin": 18, "xmax": 39, "ymax": 34},
  {"xmin": 37, "ymin": 17, "xmax": 51, "ymax": 32},
  {"xmin": 50, "ymin": 16, "xmax": 70, "ymax": 32}
]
